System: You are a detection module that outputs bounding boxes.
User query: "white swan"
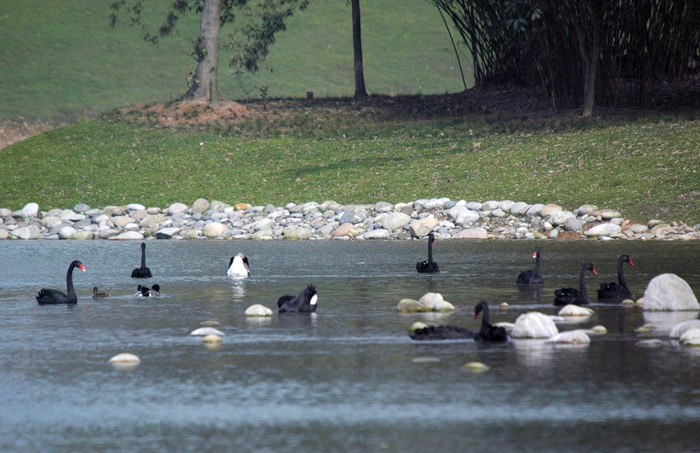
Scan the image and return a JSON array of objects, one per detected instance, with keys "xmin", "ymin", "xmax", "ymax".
[
  {"xmin": 669, "ymin": 320, "xmax": 700, "ymax": 339},
  {"xmin": 227, "ymin": 253, "xmax": 251, "ymax": 278},
  {"xmin": 511, "ymin": 312, "xmax": 559, "ymax": 339}
]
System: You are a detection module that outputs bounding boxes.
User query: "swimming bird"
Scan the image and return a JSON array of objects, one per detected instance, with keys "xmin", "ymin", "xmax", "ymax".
[
  {"xmin": 136, "ymin": 284, "xmax": 160, "ymax": 297},
  {"xmin": 517, "ymin": 246, "xmax": 544, "ymax": 285},
  {"xmin": 554, "ymin": 262, "xmax": 598, "ymax": 306},
  {"xmin": 510, "ymin": 311, "xmax": 559, "ymax": 339},
  {"xmin": 131, "ymin": 242, "xmax": 152, "ymax": 278},
  {"xmin": 227, "ymin": 253, "xmax": 251, "ymax": 278},
  {"xmin": 598, "ymin": 254, "xmax": 634, "ymax": 302},
  {"xmin": 410, "ymin": 301, "xmax": 506, "ymax": 342},
  {"xmin": 278, "ymin": 285, "xmax": 318, "ymax": 313},
  {"xmin": 36, "ymin": 260, "xmax": 86, "ymax": 305},
  {"xmin": 473, "ymin": 301, "xmax": 508, "ymax": 343},
  {"xmin": 416, "ymin": 233, "xmax": 440, "ymax": 273},
  {"xmin": 92, "ymin": 286, "xmax": 108, "ymax": 298}
]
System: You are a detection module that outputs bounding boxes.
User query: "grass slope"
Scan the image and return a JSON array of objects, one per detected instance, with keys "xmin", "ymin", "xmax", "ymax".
[
  {"xmin": 2, "ymin": 106, "xmax": 698, "ymax": 224},
  {"xmin": 0, "ymin": 0, "xmax": 468, "ymax": 121}
]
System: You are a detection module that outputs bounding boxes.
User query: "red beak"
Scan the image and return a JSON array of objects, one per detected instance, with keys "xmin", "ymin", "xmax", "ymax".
[
  {"xmin": 629, "ymin": 259, "xmax": 635, "ymax": 266},
  {"xmin": 473, "ymin": 313, "xmax": 478, "ymax": 320},
  {"xmin": 79, "ymin": 264, "xmax": 86, "ymax": 272},
  {"xmin": 532, "ymin": 252, "xmax": 538, "ymax": 258},
  {"xmin": 592, "ymin": 267, "xmax": 598, "ymax": 275}
]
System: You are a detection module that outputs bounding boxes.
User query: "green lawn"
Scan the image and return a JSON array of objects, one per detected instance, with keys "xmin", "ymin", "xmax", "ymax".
[{"xmin": 0, "ymin": 0, "xmax": 469, "ymax": 122}]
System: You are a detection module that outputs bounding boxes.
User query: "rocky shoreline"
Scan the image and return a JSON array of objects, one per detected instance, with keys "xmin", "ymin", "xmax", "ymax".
[{"xmin": 1, "ymin": 198, "xmax": 698, "ymax": 241}]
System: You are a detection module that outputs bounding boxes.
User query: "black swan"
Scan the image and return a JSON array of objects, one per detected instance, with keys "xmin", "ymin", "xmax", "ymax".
[
  {"xmin": 36, "ymin": 260, "xmax": 86, "ymax": 305},
  {"xmin": 516, "ymin": 246, "xmax": 544, "ymax": 285},
  {"xmin": 473, "ymin": 301, "xmax": 508, "ymax": 343},
  {"xmin": 136, "ymin": 284, "xmax": 160, "ymax": 297},
  {"xmin": 278, "ymin": 285, "xmax": 317, "ymax": 313},
  {"xmin": 554, "ymin": 262, "xmax": 598, "ymax": 306},
  {"xmin": 598, "ymin": 254, "xmax": 634, "ymax": 302},
  {"xmin": 131, "ymin": 242, "xmax": 152, "ymax": 278},
  {"xmin": 227, "ymin": 253, "xmax": 251, "ymax": 277},
  {"xmin": 410, "ymin": 301, "xmax": 507, "ymax": 342},
  {"xmin": 92, "ymin": 286, "xmax": 108, "ymax": 298},
  {"xmin": 416, "ymin": 233, "xmax": 440, "ymax": 273}
]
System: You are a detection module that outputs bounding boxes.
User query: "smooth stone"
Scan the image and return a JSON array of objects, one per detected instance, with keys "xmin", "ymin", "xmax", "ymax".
[
  {"xmin": 548, "ymin": 210, "xmax": 576, "ymax": 226},
  {"xmin": 546, "ymin": 330, "xmax": 591, "ymax": 344},
  {"xmin": 374, "ymin": 201, "xmax": 393, "ymax": 213},
  {"xmin": 283, "ymin": 226, "xmax": 312, "ymax": 240},
  {"xmin": 113, "ymin": 215, "xmax": 136, "ymax": 228},
  {"xmin": 254, "ymin": 218, "xmax": 274, "ymax": 231},
  {"xmin": 511, "ymin": 312, "xmax": 559, "ymax": 339},
  {"xmin": 0, "ymin": 230, "xmax": 8, "ymax": 240},
  {"xmin": 58, "ymin": 226, "xmax": 77, "ymax": 239},
  {"xmin": 525, "ymin": 204, "xmax": 545, "ymax": 217},
  {"xmin": 190, "ymin": 327, "xmax": 225, "ymax": 336},
  {"xmin": 103, "ymin": 206, "xmax": 125, "ymax": 216},
  {"xmin": 558, "ymin": 304, "xmax": 594, "ymax": 316},
  {"xmin": 108, "ymin": 353, "xmax": 141, "ymax": 364},
  {"xmin": 126, "ymin": 203, "xmax": 146, "ymax": 212},
  {"xmin": 381, "ymin": 212, "xmax": 411, "ymax": 231},
  {"xmin": 363, "ymin": 229, "xmax": 390, "ymax": 239},
  {"xmin": 140, "ymin": 214, "xmax": 167, "ymax": 228},
  {"xmin": 244, "ymin": 304, "xmax": 274, "ymax": 317},
  {"xmin": 454, "ymin": 227, "xmax": 488, "ymax": 239},
  {"xmin": 540, "ymin": 204, "xmax": 562, "ymax": 217},
  {"xmin": 466, "ymin": 202, "xmax": 483, "ymax": 210},
  {"xmin": 409, "ymin": 217, "xmax": 439, "ymax": 237},
  {"xmin": 202, "ymin": 334, "xmax": 223, "ymax": 344},
  {"xmin": 332, "ymin": 223, "xmax": 357, "ymax": 238},
  {"xmin": 627, "ymin": 224, "xmax": 649, "ymax": 233},
  {"xmin": 21, "ymin": 202, "xmax": 39, "ymax": 218},
  {"xmin": 491, "ymin": 208, "xmax": 506, "ymax": 218},
  {"xmin": 109, "ymin": 231, "xmax": 145, "ymax": 240},
  {"xmin": 73, "ymin": 203, "xmax": 90, "ymax": 213},
  {"xmin": 499, "ymin": 200, "xmax": 515, "ymax": 211},
  {"xmin": 10, "ymin": 225, "xmax": 40, "ymax": 239},
  {"xmin": 154, "ymin": 227, "xmax": 179, "ymax": 239},
  {"xmin": 578, "ymin": 204, "xmax": 598, "ymax": 216},
  {"xmin": 482, "ymin": 200, "xmax": 500, "ymax": 211},
  {"xmin": 203, "ymin": 222, "xmax": 226, "ymax": 238},
  {"xmin": 418, "ymin": 292, "xmax": 455, "ymax": 312},
  {"xmin": 601, "ymin": 210, "xmax": 622, "ymax": 220},
  {"xmin": 167, "ymin": 203, "xmax": 189, "ymax": 215},
  {"xmin": 71, "ymin": 231, "xmax": 94, "ymax": 240},
  {"xmin": 447, "ymin": 205, "xmax": 479, "ymax": 225},
  {"xmin": 0, "ymin": 208, "xmax": 12, "ymax": 217},
  {"xmin": 130, "ymin": 210, "xmax": 149, "ymax": 221},
  {"xmin": 251, "ymin": 229, "xmax": 273, "ymax": 240},
  {"xmin": 549, "ymin": 229, "xmax": 560, "ymax": 239},
  {"xmin": 507, "ymin": 201, "xmax": 528, "ymax": 215},
  {"xmin": 192, "ymin": 198, "xmax": 210, "ymax": 214},
  {"xmin": 40, "ymin": 216, "xmax": 61, "ymax": 229},
  {"xmin": 565, "ymin": 218, "xmax": 585, "ymax": 232},
  {"xmin": 97, "ymin": 229, "xmax": 121, "ymax": 239},
  {"xmin": 643, "ymin": 274, "xmax": 699, "ymax": 311},
  {"xmin": 234, "ymin": 203, "xmax": 252, "ymax": 211},
  {"xmin": 396, "ymin": 299, "xmax": 428, "ymax": 313},
  {"xmin": 585, "ymin": 223, "xmax": 622, "ymax": 237}
]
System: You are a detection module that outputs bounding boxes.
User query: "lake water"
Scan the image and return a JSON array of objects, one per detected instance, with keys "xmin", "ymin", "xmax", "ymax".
[{"xmin": 1, "ymin": 239, "xmax": 700, "ymax": 451}]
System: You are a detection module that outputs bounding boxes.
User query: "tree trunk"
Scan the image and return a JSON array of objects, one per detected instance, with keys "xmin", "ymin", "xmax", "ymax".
[
  {"xmin": 582, "ymin": 22, "xmax": 600, "ymax": 117},
  {"xmin": 186, "ymin": 0, "xmax": 220, "ymax": 102},
  {"xmin": 351, "ymin": 0, "xmax": 367, "ymax": 98}
]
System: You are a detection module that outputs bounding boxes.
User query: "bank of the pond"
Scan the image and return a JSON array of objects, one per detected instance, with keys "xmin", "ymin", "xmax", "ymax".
[{"xmin": 2, "ymin": 198, "xmax": 698, "ymax": 241}]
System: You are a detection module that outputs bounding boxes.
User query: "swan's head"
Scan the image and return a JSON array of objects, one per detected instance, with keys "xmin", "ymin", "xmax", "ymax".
[
  {"xmin": 622, "ymin": 254, "xmax": 634, "ymax": 266},
  {"xmin": 93, "ymin": 286, "xmax": 98, "ymax": 293},
  {"xmin": 151, "ymin": 284, "xmax": 160, "ymax": 292},
  {"xmin": 141, "ymin": 242, "xmax": 146, "ymax": 251},
  {"xmin": 585, "ymin": 262, "xmax": 598, "ymax": 275},
  {"xmin": 473, "ymin": 300, "xmax": 488, "ymax": 319},
  {"xmin": 533, "ymin": 247, "xmax": 541, "ymax": 259},
  {"xmin": 428, "ymin": 233, "xmax": 435, "ymax": 244}
]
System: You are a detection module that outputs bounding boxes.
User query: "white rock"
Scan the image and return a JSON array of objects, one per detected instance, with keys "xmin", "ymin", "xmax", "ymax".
[
  {"xmin": 108, "ymin": 353, "xmax": 141, "ymax": 364},
  {"xmin": 21, "ymin": 202, "xmax": 39, "ymax": 218},
  {"xmin": 10, "ymin": 225, "xmax": 40, "ymax": 239},
  {"xmin": 126, "ymin": 203, "xmax": 146, "ymax": 212},
  {"xmin": 585, "ymin": 223, "xmax": 622, "ymax": 237},
  {"xmin": 244, "ymin": 304, "xmax": 273, "ymax": 317},
  {"xmin": 482, "ymin": 200, "xmax": 500, "ymax": 211},
  {"xmin": 190, "ymin": 327, "xmax": 225, "ymax": 336},
  {"xmin": 454, "ymin": 228, "xmax": 488, "ymax": 239},
  {"xmin": 643, "ymin": 274, "xmax": 699, "ymax": 311},
  {"xmin": 540, "ymin": 204, "xmax": 562, "ymax": 217},
  {"xmin": 558, "ymin": 304, "xmax": 594, "ymax": 317},
  {"xmin": 526, "ymin": 204, "xmax": 545, "ymax": 216},
  {"xmin": 546, "ymin": 330, "xmax": 591, "ymax": 344},
  {"xmin": 381, "ymin": 212, "xmax": 411, "ymax": 231},
  {"xmin": 511, "ymin": 312, "xmax": 558, "ymax": 338},
  {"xmin": 109, "ymin": 231, "xmax": 145, "ymax": 240},
  {"xmin": 548, "ymin": 210, "xmax": 576, "ymax": 226},
  {"xmin": 409, "ymin": 217, "xmax": 439, "ymax": 237},
  {"xmin": 509, "ymin": 202, "xmax": 529, "ymax": 215},
  {"xmin": 447, "ymin": 205, "xmax": 479, "ymax": 226},
  {"xmin": 364, "ymin": 229, "xmax": 391, "ymax": 239},
  {"xmin": 203, "ymin": 222, "xmax": 226, "ymax": 238},
  {"xmin": 58, "ymin": 226, "xmax": 77, "ymax": 239},
  {"xmin": 167, "ymin": 202, "xmax": 189, "ymax": 215},
  {"xmin": 418, "ymin": 292, "xmax": 455, "ymax": 312}
]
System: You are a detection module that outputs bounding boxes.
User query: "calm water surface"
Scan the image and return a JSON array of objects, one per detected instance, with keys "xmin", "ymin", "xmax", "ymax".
[{"xmin": 1, "ymin": 239, "xmax": 700, "ymax": 451}]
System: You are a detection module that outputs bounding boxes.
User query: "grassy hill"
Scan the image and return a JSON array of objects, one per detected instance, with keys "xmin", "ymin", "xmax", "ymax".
[{"xmin": 0, "ymin": 0, "xmax": 469, "ymax": 122}]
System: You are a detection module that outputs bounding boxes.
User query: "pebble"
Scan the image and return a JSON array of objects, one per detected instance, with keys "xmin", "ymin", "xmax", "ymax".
[{"xmin": 0, "ymin": 198, "xmax": 697, "ymax": 242}]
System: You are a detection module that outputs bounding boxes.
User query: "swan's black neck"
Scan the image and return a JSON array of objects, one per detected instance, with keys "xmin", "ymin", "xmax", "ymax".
[
  {"xmin": 480, "ymin": 303, "xmax": 490, "ymax": 326},
  {"xmin": 533, "ymin": 251, "xmax": 541, "ymax": 274},
  {"xmin": 579, "ymin": 265, "xmax": 590, "ymax": 303},
  {"xmin": 66, "ymin": 261, "xmax": 79, "ymax": 298},
  {"xmin": 140, "ymin": 243, "xmax": 147, "ymax": 268},
  {"xmin": 428, "ymin": 237, "xmax": 434, "ymax": 264},
  {"xmin": 617, "ymin": 257, "xmax": 629, "ymax": 290}
]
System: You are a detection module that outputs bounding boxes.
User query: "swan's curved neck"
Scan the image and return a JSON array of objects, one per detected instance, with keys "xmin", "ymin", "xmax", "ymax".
[
  {"xmin": 66, "ymin": 263, "xmax": 77, "ymax": 298},
  {"xmin": 617, "ymin": 258, "xmax": 629, "ymax": 289},
  {"xmin": 480, "ymin": 304, "xmax": 490, "ymax": 326},
  {"xmin": 579, "ymin": 266, "xmax": 590, "ymax": 303}
]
